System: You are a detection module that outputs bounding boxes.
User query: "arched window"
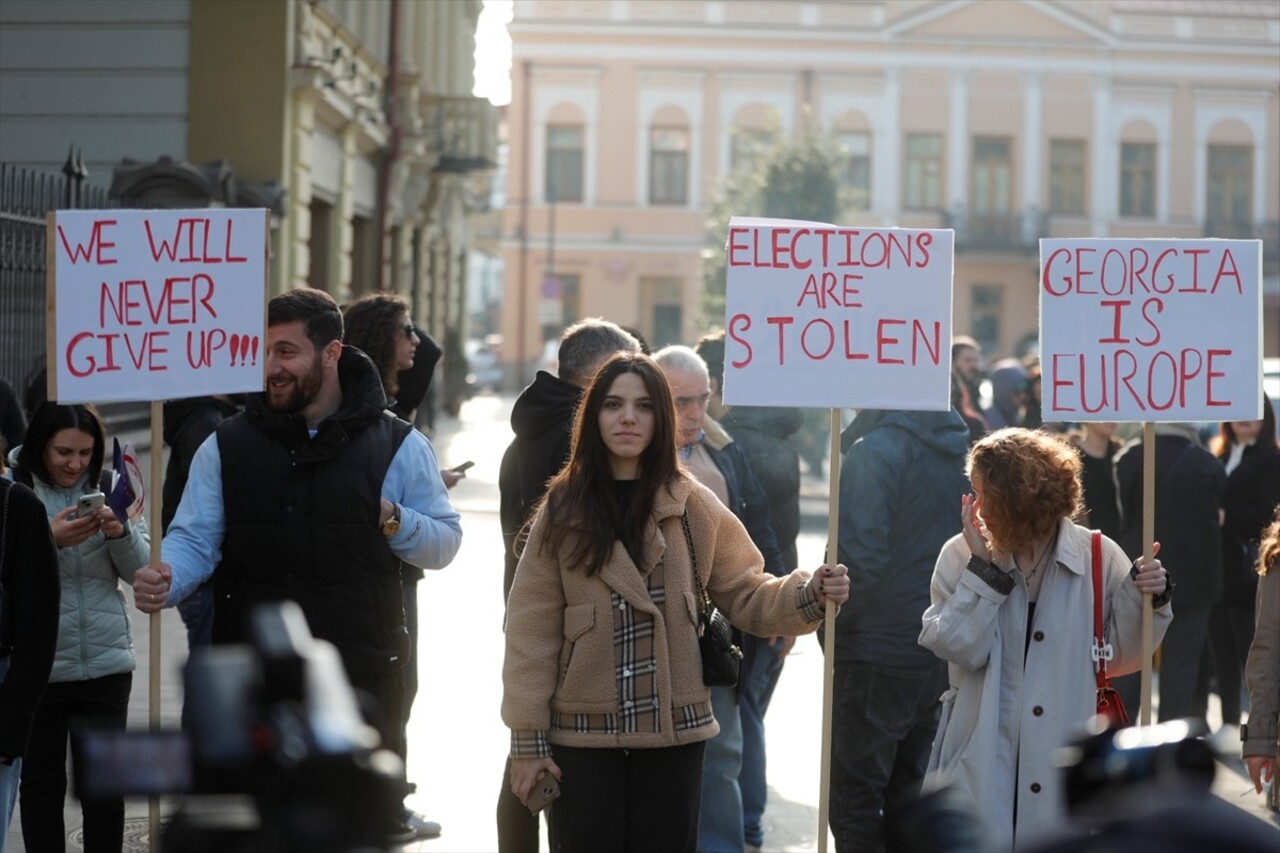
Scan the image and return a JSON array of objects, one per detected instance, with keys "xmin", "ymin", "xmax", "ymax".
[
  {"xmin": 546, "ymin": 103, "xmax": 585, "ymax": 203},
  {"xmin": 832, "ymin": 110, "xmax": 872, "ymax": 211},
  {"xmin": 1206, "ymin": 120, "xmax": 1253, "ymax": 231},
  {"xmin": 729, "ymin": 104, "xmax": 780, "ymax": 174},
  {"xmin": 649, "ymin": 105, "xmax": 690, "ymax": 205},
  {"xmin": 1118, "ymin": 121, "xmax": 1157, "ymax": 218}
]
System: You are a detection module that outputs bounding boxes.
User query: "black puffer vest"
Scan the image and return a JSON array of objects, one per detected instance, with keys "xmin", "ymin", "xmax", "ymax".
[{"xmin": 212, "ymin": 348, "xmax": 411, "ymax": 689}]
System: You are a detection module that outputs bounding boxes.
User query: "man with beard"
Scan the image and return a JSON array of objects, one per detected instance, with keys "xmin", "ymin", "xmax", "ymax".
[
  {"xmin": 495, "ymin": 318, "xmax": 640, "ymax": 852},
  {"xmin": 134, "ymin": 288, "xmax": 462, "ymax": 844}
]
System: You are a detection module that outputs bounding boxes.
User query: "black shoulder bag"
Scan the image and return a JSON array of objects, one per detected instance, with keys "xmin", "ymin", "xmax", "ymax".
[{"xmin": 680, "ymin": 511, "xmax": 742, "ymax": 688}]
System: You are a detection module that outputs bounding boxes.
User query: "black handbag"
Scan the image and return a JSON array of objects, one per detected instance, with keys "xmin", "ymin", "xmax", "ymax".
[{"xmin": 680, "ymin": 511, "xmax": 742, "ymax": 688}]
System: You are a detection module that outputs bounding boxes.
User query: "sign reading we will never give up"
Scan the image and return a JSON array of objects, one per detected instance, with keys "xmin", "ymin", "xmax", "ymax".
[
  {"xmin": 722, "ymin": 216, "xmax": 954, "ymax": 410},
  {"xmin": 1040, "ymin": 238, "xmax": 1262, "ymax": 423},
  {"xmin": 49, "ymin": 209, "xmax": 269, "ymax": 404}
]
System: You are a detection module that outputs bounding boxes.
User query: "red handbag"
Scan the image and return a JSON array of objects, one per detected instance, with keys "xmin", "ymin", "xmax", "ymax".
[{"xmin": 1092, "ymin": 530, "xmax": 1131, "ymax": 728}]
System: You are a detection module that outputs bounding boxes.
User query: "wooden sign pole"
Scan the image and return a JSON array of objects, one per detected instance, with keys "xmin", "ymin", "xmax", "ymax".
[
  {"xmin": 817, "ymin": 408, "xmax": 842, "ymax": 853},
  {"xmin": 1139, "ymin": 422, "xmax": 1156, "ymax": 725},
  {"xmin": 148, "ymin": 400, "xmax": 164, "ymax": 850}
]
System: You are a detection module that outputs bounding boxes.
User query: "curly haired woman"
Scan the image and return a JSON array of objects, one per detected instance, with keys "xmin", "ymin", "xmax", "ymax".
[{"xmin": 919, "ymin": 428, "xmax": 1172, "ymax": 850}]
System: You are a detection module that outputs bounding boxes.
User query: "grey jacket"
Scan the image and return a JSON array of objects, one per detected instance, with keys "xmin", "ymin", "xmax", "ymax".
[{"xmin": 10, "ymin": 449, "xmax": 150, "ymax": 683}]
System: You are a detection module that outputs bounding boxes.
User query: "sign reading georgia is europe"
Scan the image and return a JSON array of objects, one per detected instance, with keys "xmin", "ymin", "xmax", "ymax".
[
  {"xmin": 1040, "ymin": 238, "xmax": 1262, "ymax": 423},
  {"xmin": 49, "ymin": 209, "xmax": 269, "ymax": 404},
  {"xmin": 722, "ymin": 216, "xmax": 954, "ymax": 410}
]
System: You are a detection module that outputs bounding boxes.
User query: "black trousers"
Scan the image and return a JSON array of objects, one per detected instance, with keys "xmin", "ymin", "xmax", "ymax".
[
  {"xmin": 498, "ymin": 754, "xmax": 543, "ymax": 852},
  {"xmin": 21, "ymin": 672, "xmax": 132, "ymax": 853},
  {"xmin": 547, "ymin": 741, "xmax": 705, "ymax": 853}
]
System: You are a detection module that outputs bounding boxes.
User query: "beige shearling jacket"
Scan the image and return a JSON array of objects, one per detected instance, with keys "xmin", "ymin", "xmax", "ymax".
[
  {"xmin": 1244, "ymin": 564, "xmax": 1279, "ymax": 760},
  {"xmin": 502, "ymin": 474, "xmax": 822, "ymax": 753}
]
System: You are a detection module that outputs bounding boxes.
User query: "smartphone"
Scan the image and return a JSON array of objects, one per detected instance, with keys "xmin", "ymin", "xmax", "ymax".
[
  {"xmin": 76, "ymin": 492, "xmax": 106, "ymax": 517},
  {"xmin": 525, "ymin": 770, "xmax": 560, "ymax": 815},
  {"xmin": 450, "ymin": 461, "xmax": 475, "ymax": 475}
]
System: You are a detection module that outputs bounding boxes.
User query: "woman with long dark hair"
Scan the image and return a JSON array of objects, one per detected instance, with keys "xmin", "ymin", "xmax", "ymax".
[
  {"xmin": 8, "ymin": 402, "xmax": 149, "ymax": 852},
  {"xmin": 502, "ymin": 352, "xmax": 848, "ymax": 852},
  {"xmin": 1208, "ymin": 393, "xmax": 1280, "ymax": 727}
]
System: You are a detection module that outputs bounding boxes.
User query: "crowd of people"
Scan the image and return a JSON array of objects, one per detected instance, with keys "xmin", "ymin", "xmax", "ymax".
[{"xmin": 0, "ymin": 312, "xmax": 1277, "ymax": 853}]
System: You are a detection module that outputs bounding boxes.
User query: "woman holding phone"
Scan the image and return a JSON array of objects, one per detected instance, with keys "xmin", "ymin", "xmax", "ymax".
[
  {"xmin": 6, "ymin": 402, "xmax": 149, "ymax": 852},
  {"xmin": 503, "ymin": 352, "xmax": 848, "ymax": 851}
]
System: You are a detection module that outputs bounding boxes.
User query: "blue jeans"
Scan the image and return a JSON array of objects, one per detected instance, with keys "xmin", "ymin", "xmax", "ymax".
[
  {"xmin": 739, "ymin": 636, "xmax": 786, "ymax": 848},
  {"xmin": 829, "ymin": 660, "xmax": 947, "ymax": 853},
  {"xmin": 0, "ymin": 657, "xmax": 19, "ymax": 847},
  {"xmin": 698, "ymin": 685, "xmax": 744, "ymax": 852},
  {"xmin": 176, "ymin": 581, "xmax": 215, "ymax": 650}
]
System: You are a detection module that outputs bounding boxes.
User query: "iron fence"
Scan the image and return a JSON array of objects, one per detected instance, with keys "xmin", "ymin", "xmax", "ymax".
[{"xmin": 0, "ymin": 153, "xmax": 149, "ymax": 435}]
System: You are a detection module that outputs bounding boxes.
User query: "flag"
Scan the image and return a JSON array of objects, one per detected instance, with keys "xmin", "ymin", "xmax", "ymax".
[{"xmin": 106, "ymin": 438, "xmax": 146, "ymax": 523}]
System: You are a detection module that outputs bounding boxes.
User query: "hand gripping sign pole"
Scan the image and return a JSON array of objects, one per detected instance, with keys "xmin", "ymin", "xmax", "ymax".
[
  {"xmin": 49, "ymin": 208, "xmax": 269, "ymax": 849},
  {"xmin": 1039, "ymin": 237, "xmax": 1263, "ymax": 726},
  {"xmin": 722, "ymin": 217, "xmax": 955, "ymax": 852}
]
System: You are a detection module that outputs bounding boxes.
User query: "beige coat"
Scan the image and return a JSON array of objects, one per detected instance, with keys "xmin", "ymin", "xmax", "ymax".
[
  {"xmin": 502, "ymin": 475, "xmax": 821, "ymax": 750},
  {"xmin": 1244, "ymin": 565, "xmax": 1279, "ymax": 760}
]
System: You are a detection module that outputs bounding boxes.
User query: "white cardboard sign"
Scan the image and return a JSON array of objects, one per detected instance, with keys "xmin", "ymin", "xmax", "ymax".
[
  {"xmin": 722, "ymin": 216, "xmax": 954, "ymax": 410},
  {"xmin": 49, "ymin": 208, "xmax": 269, "ymax": 404},
  {"xmin": 1039, "ymin": 238, "xmax": 1262, "ymax": 422}
]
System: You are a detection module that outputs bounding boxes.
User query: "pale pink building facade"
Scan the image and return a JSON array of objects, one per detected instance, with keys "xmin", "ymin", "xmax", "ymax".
[{"xmin": 500, "ymin": 0, "xmax": 1280, "ymax": 383}]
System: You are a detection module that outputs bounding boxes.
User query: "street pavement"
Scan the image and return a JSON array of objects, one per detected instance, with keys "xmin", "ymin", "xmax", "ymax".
[{"xmin": 6, "ymin": 391, "xmax": 1277, "ymax": 851}]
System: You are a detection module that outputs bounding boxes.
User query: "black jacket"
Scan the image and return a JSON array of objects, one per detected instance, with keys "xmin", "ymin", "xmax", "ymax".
[
  {"xmin": 720, "ymin": 405, "xmax": 803, "ymax": 569},
  {"xmin": 213, "ymin": 348, "xmax": 412, "ymax": 689},
  {"xmin": 1220, "ymin": 440, "xmax": 1280, "ymax": 605},
  {"xmin": 0, "ymin": 480, "xmax": 60, "ymax": 759},
  {"xmin": 162, "ymin": 396, "xmax": 240, "ymax": 534},
  {"xmin": 499, "ymin": 371, "xmax": 582, "ymax": 602},
  {"xmin": 1116, "ymin": 426, "xmax": 1226, "ymax": 607},
  {"xmin": 836, "ymin": 409, "xmax": 970, "ymax": 667}
]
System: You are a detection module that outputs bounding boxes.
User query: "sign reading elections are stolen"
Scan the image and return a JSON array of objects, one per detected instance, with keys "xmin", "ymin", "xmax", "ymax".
[
  {"xmin": 722, "ymin": 216, "xmax": 954, "ymax": 410},
  {"xmin": 1040, "ymin": 238, "xmax": 1262, "ymax": 423},
  {"xmin": 50, "ymin": 208, "xmax": 269, "ymax": 404}
]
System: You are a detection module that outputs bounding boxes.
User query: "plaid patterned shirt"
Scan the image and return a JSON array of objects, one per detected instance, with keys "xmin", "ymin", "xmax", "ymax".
[{"xmin": 510, "ymin": 556, "xmax": 718, "ymax": 758}]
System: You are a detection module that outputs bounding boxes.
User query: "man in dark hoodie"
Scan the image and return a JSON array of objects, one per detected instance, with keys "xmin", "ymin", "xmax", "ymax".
[
  {"xmin": 830, "ymin": 407, "xmax": 970, "ymax": 853},
  {"xmin": 495, "ymin": 318, "xmax": 640, "ymax": 852},
  {"xmin": 162, "ymin": 395, "xmax": 241, "ymax": 652}
]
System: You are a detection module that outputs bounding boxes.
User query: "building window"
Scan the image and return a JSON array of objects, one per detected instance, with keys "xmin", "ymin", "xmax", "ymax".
[
  {"xmin": 1119, "ymin": 142, "xmax": 1155, "ymax": 218},
  {"xmin": 730, "ymin": 128, "xmax": 775, "ymax": 174},
  {"xmin": 640, "ymin": 276, "xmax": 683, "ymax": 348},
  {"xmin": 1049, "ymin": 140, "xmax": 1086, "ymax": 216},
  {"xmin": 903, "ymin": 133, "xmax": 943, "ymax": 210},
  {"xmin": 559, "ymin": 272, "xmax": 581, "ymax": 327},
  {"xmin": 838, "ymin": 132, "xmax": 871, "ymax": 211},
  {"xmin": 971, "ymin": 284, "xmax": 1003, "ymax": 359},
  {"xmin": 1206, "ymin": 144, "xmax": 1252, "ymax": 227},
  {"xmin": 308, "ymin": 198, "xmax": 333, "ymax": 292},
  {"xmin": 971, "ymin": 137, "xmax": 1012, "ymax": 215},
  {"xmin": 546, "ymin": 124, "xmax": 584, "ymax": 203},
  {"xmin": 649, "ymin": 127, "xmax": 689, "ymax": 205}
]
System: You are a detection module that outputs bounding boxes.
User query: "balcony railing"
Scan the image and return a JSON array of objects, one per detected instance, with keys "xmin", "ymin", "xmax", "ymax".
[
  {"xmin": 945, "ymin": 208, "xmax": 1047, "ymax": 253},
  {"xmin": 1203, "ymin": 220, "xmax": 1279, "ymax": 264},
  {"xmin": 417, "ymin": 94, "xmax": 499, "ymax": 175}
]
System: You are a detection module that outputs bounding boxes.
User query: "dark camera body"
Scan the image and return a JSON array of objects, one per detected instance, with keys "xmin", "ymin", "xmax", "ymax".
[{"xmin": 72, "ymin": 602, "xmax": 403, "ymax": 853}]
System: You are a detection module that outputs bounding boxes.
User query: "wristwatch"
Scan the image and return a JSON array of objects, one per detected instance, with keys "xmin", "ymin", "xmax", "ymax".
[{"xmin": 381, "ymin": 503, "xmax": 401, "ymax": 538}]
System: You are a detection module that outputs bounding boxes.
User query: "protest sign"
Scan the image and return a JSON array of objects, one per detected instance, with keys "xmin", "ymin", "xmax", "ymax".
[
  {"xmin": 48, "ymin": 208, "xmax": 269, "ymax": 404},
  {"xmin": 722, "ymin": 216, "xmax": 954, "ymax": 410},
  {"xmin": 1040, "ymin": 238, "xmax": 1262, "ymax": 422}
]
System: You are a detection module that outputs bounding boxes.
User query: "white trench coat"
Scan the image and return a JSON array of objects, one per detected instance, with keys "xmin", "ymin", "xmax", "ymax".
[{"xmin": 918, "ymin": 519, "xmax": 1172, "ymax": 851}]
